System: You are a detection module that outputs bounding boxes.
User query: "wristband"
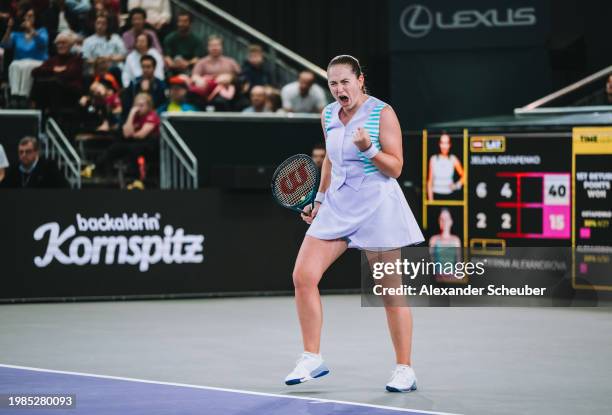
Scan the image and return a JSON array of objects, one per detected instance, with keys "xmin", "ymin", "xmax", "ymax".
[
  {"xmin": 314, "ymin": 192, "xmax": 326, "ymax": 204},
  {"xmin": 362, "ymin": 143, "xmax": 380, "ymax": 159}
]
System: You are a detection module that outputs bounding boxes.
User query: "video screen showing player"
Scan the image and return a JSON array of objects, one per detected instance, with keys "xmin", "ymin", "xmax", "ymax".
[
  {"xmin": 428, "ymin": 206, "xmax": 463, "ymax": 282},
  {"xmin": 426, "ymin": 133, "xmax": 465, "ymax": 201}
]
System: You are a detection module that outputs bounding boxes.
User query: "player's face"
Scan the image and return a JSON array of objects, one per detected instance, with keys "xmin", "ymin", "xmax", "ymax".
[
  {"xmin": 439, "ymin": 135, "xmax": 451, "ymax": 155},
  {"xmin": 327, "ymin": 64, "xmax": 364, "ymax": 109},
  {"xmin": 439, "ymin": 210, "xmax": 453, "ymax": 231}
]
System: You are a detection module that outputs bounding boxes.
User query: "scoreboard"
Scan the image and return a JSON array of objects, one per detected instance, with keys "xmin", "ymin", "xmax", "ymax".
[
  {"xmin": 468, "ymin": 134, "xmax": 572, "ymax": 246},
  {"xmin": 422, "ymin": 128, "xmax": 612, "ymax": 293}
]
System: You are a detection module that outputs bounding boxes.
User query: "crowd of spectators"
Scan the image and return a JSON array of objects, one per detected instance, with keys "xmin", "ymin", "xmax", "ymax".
[{"xmin": 0, "ymin": 2, "xmax": 328, "ymax": 187}]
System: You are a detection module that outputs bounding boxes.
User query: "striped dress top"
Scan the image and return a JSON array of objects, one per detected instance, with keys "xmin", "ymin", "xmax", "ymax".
[{"xmin": 306, "ymin": 96, "xmax": 424, "ymax": 249}]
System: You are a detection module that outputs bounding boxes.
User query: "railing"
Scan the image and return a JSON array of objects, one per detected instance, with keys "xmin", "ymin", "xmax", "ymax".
[
  {"xmin": 44, "ymin": 118, "xmax": 81, "ymax": 189},
  {"xmin": 160, "ymin": 120, "xmax": 198, "ymax": 189},
  {"xmin": 170, "ymin": 0, "xmax": 328, "ymax": 88},
  {"xmin": 516, "ymin": 64, "xmax": 612, "ymax": 113}
]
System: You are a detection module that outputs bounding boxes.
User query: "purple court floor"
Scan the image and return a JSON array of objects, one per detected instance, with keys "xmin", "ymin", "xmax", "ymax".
[{"xmin": 0, "ymin": 365, "xmax": 456, "ymax": 415}]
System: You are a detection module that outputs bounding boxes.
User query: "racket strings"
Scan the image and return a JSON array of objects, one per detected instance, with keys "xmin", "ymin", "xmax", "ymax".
[{"xmin": 273, "ymin": 158, "xmax": 318, "ymax": 206}]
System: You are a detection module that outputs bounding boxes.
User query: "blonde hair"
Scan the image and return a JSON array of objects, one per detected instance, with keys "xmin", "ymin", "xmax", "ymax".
[{"xmin": 134, "ymin": 93, "xmax": 153, "ymax": 111}]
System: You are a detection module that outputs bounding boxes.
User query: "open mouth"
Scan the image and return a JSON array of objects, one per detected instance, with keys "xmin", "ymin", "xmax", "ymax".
[{"xmin": 338, "ymin": 95, "xmax": 349, "ymax": 104}]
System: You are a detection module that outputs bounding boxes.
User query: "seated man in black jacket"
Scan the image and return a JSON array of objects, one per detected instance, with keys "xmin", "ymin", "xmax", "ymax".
[{"xmin": 3, "ymin": 136, "xmax": 68, "ymax": 188}]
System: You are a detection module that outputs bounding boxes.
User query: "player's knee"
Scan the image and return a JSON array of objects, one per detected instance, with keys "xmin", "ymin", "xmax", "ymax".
[{"xmin": 292, "ymin": 267, "xmax": 319, "ymax": 290}]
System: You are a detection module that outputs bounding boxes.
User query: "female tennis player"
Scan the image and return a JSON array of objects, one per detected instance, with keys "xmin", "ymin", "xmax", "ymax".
[{"xmin": 285, "ymin": 55, "xmax": 424, "ymax": 392}]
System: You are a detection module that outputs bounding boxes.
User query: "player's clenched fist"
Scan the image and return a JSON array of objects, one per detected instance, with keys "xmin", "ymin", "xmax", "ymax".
[{"xmin": 352, "ymin": 127, "xmax": 372, "ymax": 151}]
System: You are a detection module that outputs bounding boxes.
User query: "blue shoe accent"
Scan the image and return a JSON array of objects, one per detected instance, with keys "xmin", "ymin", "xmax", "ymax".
[
  {"xmin": 285, "ymin": 364, "xmax": 330, "ymax": 385},
  {"xmin": 386, "ymin": 382, "xmax": 417, "ymax": 393},
  {"xmin": 310, "ymin": 364, "xmax": 330, "ymax": 379}
]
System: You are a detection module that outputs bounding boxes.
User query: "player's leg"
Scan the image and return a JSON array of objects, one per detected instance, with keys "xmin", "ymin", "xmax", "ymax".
[
  {"xmin": 285, "ymin": 235, "xmax": 347, "ymax": 385},
  {"xmin": 365, "ymin": 249, "xmax": 417, "ymax": 392}
]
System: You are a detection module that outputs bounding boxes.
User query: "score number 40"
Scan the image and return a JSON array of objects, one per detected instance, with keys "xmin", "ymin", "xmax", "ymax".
[{"xmin": 475, "ymin": 181, "xmax": 568, "ymax": 231}]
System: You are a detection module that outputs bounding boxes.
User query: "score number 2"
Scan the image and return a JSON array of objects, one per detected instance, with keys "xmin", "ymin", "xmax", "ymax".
[{"xmin": 476, "ymin": 212, "xmax": 512, "ymax": 230}]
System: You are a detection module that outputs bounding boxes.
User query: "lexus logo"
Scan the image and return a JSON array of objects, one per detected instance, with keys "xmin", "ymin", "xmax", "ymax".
[
  {"xmin": 400, "ymin": 4, "xmax": 433, "ymax": 38},
  {"xmin": 399, "ymin": 4, "xmax": 537, "ymax": 39}
]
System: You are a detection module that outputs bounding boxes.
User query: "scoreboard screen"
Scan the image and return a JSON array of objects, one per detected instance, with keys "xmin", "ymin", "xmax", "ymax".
[
  {"xmin": 468, "ymin": 134, "xmax": 572, "ymax": 246},
  {"xmin": 422, "ymin": 128, "xmax": 612, "ymax": 293}
]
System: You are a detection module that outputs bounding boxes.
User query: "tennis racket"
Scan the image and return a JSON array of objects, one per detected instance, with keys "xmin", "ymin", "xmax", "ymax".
[{"xmin": 271, "ymin": 154, "xmax": 320, "ymax": 214}]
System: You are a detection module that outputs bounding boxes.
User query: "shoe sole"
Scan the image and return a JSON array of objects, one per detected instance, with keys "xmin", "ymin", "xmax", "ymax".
[
  {"xmin": 386, "ymin": 382, "xmax": 417, "ymax": 393},
  {"xmin": 285, "ymin": 365, "xmax": 329, "ymax": 385}
]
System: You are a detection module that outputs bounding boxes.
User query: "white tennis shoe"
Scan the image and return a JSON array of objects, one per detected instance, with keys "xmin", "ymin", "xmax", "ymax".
[
  {"xmin": 386, "ymin": 364, "xmax": 417, "ymax": 392},
  {"xmin": 284, "ymin": 352, "xmax": 330, "ymax": 385}
]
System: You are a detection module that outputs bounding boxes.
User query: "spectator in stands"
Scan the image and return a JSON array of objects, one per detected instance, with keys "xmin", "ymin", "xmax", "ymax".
[
  {"xmin": 0, "ymin": 0, "xmax": 16, "ymax": 78},
  {"xmin": 43, "ymin": 0, "xmax": 81, "ymax": 47},
  {"xmin": 163, "ymin": 11, "xmax": 201, "ymax": 75},
  {"xmin": 206, "ymin": 72, "xmax": 235, "ymax": 111},
  {"xmin": 157, "ymin": 75, "xmax": 196, "ymax": 113},
  {"xmin": 127, "ymin": 0, "xmax": 170, "ymax": 35},
  {"xmin": 82, "ymin": 14, "xmax": 125, "ymax": 75},
  {"xmin": 32, "ymin": 32, "xmax": 83, "ymax": 111},
  {"xmin": 79, "ymin": 77, "xmax": 121, "ymax": 130},
  {"xmin": 122, "ymin": 32, "xmax": 163, "ymax": 87},
  {"xmin": 281, "ymin": 70, "xmax": 326, "ymax": 113},
  {"xmin": 82, "ymin": 92, "xmax": 160, "ymax": 179},
  {"xmin": 121, "ymin": 7, "xmax": 161, "ymax": 53},
  {"xmin": 311, "ymin": 142, "xmax": 325, "ymax": 170},
  {"xmin": 1, "ymin": 7, "xmax": 48, "ymax": 106},
  {"xmin": 186, "ymin": 71, "xmax": 234, "ymax": 110},
  {"xmin": 264, "ymin": 86, "xmax": 284, "ymax": 113},
  {"xmin": 0, "ymin": 143, "xmax": 8, "ymax": 185},
  {"xmin": 84, "ymin": 0, "xmax": 119, "ymax": 36},
  {"xmin": 606, "ymin": 74, "xmax": 612, "ymax": 104},
  {"xmin": 122, "ymin": 54, "xmax": 166, "ymax": 116},
  {"xmin": 30, "ymin": 30, "xmax": 83, "ymax": 112},
  {"xmin": 242, "ymin": 85, "xmax": 268, "ymax": 113},
  {"xmin": 89, "ymin": 55, "xmax": 119, "ymax": 89},
  {"xmin": 239, "ymin": 44, "xmax": 271, "ymax": 93},
  {"xmin": 192, "ymin": 34, "xmax": 240, "ymax": 79},
  {"xmin": 3, "ymin": 136, "xmax": 68, "ymax": 188}
]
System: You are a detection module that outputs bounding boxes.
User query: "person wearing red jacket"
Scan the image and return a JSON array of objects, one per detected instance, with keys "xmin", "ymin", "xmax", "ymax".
[{"xmin": 30, "ymin": 30, "xmax": 83, "ymax": 112}]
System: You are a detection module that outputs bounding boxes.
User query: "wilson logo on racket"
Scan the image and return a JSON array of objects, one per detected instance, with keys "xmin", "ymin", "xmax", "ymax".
[
  {"xmin": 271, "ymin": 154, "xmax": 320, "ymax": 214},
  {"xmin": 280, "ymin": 163, "xmax": 309, "ymax": 194}
]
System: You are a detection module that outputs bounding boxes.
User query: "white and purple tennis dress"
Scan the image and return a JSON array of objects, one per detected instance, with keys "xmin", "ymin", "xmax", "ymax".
[{"xmin": 306, "ymin": 96, "xmax": 424, "ymax": 249}]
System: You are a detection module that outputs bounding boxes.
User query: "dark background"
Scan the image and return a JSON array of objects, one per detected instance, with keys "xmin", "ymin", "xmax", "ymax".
[{"xmin": 209, "ymin": 0, "xmax": 612, "ymax": 127}]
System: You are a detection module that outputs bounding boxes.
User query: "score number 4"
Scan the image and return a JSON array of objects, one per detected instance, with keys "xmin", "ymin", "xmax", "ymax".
[{"xmin": 475, "ymin": 182, "xmax": 513, "ymax": 199}]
